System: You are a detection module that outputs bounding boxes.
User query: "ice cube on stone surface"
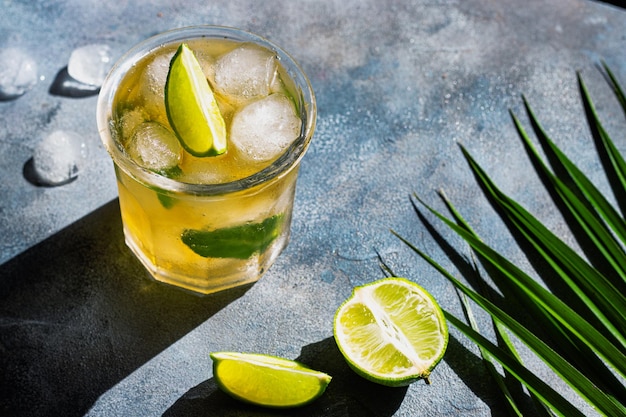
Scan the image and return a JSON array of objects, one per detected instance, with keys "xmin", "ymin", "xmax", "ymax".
[
  {"xmin": 32, "ymin": 130, "xmax": 86, "ymax": 186},
  {"xmin": 230, "ymin": 93, "xmax": 302, "ymax": 163},
  {"xmin": 0, "ymin": 47, "xmax": 38, "ymax": 100},
  {"xmin": 214, "ymin": 44, "xmax": 278, "ymax": 100},
  {"xmin": 67, "ymin": 44, "xmax": 112, "ymax": 86},
  {"xmin": 126, "ymin": 122, "xmax": 182, "ymax": 172}
]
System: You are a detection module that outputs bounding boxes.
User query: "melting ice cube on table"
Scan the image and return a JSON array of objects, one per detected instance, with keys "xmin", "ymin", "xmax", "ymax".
[
  {"xmin": 0, "ymin": 47, "xmax": 38, "ymax": 100},
  {"xmin": 67, "ymin": 44, "xmax": 112, "ymax": 86},
  {"xmin": 32, "ymin": 130, "xmax": 85, "ymax": 186},
  {"xmin": 229, "ymin": 93, "xmax": 302, "ymax": 163},
  {"xmin": 214, "ymin": 44, "xmax": 278, "ymax": 100},
  {"xmin": 126, "ymin": 122, "xmax": 182, "ymax": 173}
]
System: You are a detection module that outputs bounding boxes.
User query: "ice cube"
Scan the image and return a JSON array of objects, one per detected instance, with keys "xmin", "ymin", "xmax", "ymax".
[
  {"xmin": 179, "ymin": 153, "xmax": 238, "ymax": 184},
  {"xmin": 126, "ymin": 122, "xmax": 182, "ymax": 172},
  {"xmin": 32, "ymin": 130, "xmax": 86, "ymax": 186},
  {"xmin": 214, "ymin": 43, "xmax": 278, "ymax": 100},
  {"xmin": 196, "ymin": 50, "xmax": 216, "ymax": 84},
  {"xmin": 229, "ymin": 93, "xmax": 302, "ymax": 163},
  {"xmin": 138, "ymin": 53, "xmax": 173, "ymax": 120},
  {"xmin": 67, "ymin": 44, "xmax": 112, "ymax": 86},
  {"xmin": 118, "ymin": 108, "xmax": 147, "ymax": 142},
  {"xmin": 143, "ymin": 53, "xmax": 171, "ymax": 97},
  {"xmin": 0, "ymin": 47, "xmax": 38, "ymax": 100}
]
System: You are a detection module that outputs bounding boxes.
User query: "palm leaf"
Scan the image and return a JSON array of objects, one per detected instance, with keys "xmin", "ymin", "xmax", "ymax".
[
  {"xmin": 436, "ymin": 186, "xmax": 626, "ymax": 403},
  {"xmin": 578, "ymin": 72, "xmax": 626, "ymax": 217},
  {"xmin": 438, "ymin": 193, "xmax": 584, "ymax": 417},
  {"xmin": 445, "ymin": 313, "xmax": 587, "ymax": 417},
  {"xmin": 520, "ymin": 95, "xmax": 626, "ymax": 252},
  {"xmin": 392, "ymin": 229, "xmax": 626, "ymax": 416},
  {"xmin": 601, "ymin": 61, "xmax": 626, "ymax": 116},
  {"xmin": 408, "ymin": 192, "xmax": 626, "ymax": 376},
  {"xmin": 458, "ymin": 144, "xmax": 626, "ymax": 349},
  {"xmin": 378, "ymin": 251, "xmax": 553, "ymax": 416},
  {"xmin": 458, "ymin": 292, "xmax": 527, "ymax": 417},
  {"xmin": 391, "ymin": 64, "xmax": 626, "ymax": 415}
]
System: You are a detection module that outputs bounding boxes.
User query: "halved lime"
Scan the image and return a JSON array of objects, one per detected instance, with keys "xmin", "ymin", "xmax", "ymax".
[
  {"xmin": 165, "ymin": 43, "xmax": 227, "ymax": 157},
  {"xmin": 333, "ymin": 277, "xmax": 448, "ymax": 387},
  {"xmin": 210, "ymin": 352, "xmax": 332, "ymax": 408}
]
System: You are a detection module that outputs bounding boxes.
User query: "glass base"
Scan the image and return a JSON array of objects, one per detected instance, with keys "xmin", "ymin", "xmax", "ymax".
[{"xmin": 123, "ymin": 228, "xmax": 289, "ymax": 295}]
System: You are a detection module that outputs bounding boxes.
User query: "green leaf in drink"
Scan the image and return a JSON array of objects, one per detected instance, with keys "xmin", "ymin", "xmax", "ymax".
[
  {"xmin": 151, "ymin": 165, "xmax": 182, "ymax": 209},
  {"xmin": 156, "ymin": 191, "xmax": 176, "ymax": 209},
  {"xmin": 156, "ymin": 165, "xmax": 183, "ymax": 179},
  {"xmin": 181, "ymin": 214, "xmax": 284, "ymax": 259}
]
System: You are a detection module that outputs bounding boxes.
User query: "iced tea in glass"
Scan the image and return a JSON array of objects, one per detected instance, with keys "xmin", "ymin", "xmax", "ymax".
[{"xmin": 97, "ymin": 26, "xmax": 316, "ymax": 294}]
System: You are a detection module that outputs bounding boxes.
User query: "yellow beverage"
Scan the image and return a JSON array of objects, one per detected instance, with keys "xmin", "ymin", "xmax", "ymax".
[{"xmin": 97, "ymin": 26, "xmax": 316, "ymax": 294}]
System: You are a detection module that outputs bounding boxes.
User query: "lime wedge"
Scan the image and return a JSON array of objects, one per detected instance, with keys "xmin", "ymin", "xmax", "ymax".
[
  {"xmin": 165, "ymin": 43, "xmax": 227, "ymax": 157},
  {"xmin": 333, "ymin": 277, "xmax": 448, "ymax": 387},
  {"xmin": 210, "ymin": 352, "xmax": 332, "ymax": 408}
]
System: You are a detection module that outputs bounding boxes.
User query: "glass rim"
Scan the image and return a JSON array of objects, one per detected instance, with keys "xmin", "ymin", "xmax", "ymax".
[{"xmin": 96, "ymin": 25, "xmax": 316, "ymax": 196}]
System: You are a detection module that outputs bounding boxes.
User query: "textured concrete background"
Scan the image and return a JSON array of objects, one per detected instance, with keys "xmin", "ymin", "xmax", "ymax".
[{"xmin": 1, "ymin": 1, "xmax": 625, "ymax": 416}]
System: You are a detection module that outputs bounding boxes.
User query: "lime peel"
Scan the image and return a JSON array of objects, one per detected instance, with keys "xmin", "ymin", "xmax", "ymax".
[
  {"xmin": 165, "ymin": 43, "xmax": 227, "ymax": 157},
  {"xmin": 333, "ymin": 277, "xmax": 448, "ymax": 387},
  {"xmin": 210, "ymin": 351, "xmax": 331, "ymax": 408}
]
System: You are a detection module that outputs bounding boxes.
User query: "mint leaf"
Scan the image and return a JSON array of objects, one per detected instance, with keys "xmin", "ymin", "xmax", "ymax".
[
  {"xmin": 153, "ymin": 166, "xmax": 183, "ymax": 209},
  {"xmin": 156, "ymin": 165, "xmax": 183, "ymax": 179},
  {"xmin": 181, "ymin": 214, "xmax": 285, "ymax": 259},
  {"xmin": 157, "ymin": 192, "xmax": 176, "ymax": 209}
]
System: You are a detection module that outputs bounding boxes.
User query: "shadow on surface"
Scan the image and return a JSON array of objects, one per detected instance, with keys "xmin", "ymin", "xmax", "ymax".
[
  {"xmin": 592, "ymin": 0, "xmax": 626, "ymax": 9},
  {"xmin": 443, "ymin": 334, "xmax": 528, "ymax": 415},
  {"xmin": 0, "ymin": 199, "xmax": 249, "ymax": 417},
  {"xmin": 164, "ymin": 337, "xmax": 408, "ymax": 416}
]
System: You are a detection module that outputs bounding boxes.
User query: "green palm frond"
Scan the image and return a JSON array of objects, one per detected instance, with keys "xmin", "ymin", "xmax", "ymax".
[{"xmin": 391, "ymin": 64, "xmax": 626, "ymax": 416}]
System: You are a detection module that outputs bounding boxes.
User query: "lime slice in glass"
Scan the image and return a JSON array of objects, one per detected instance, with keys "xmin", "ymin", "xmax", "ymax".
[
  {"xmin": 210, "ymin": 352, "xmax": 332, "ymax": 408},
  {"xmin": 165, "ymin": 43, "xmax": 227, "ymax": 157},
  {"xmin": 333, "ymin": 277, "xmax": 448, "ymax": 387}
]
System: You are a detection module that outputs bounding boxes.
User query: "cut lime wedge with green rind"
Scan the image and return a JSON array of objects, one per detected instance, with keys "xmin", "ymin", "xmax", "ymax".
[
  {"xmin": 181, "ymin": 214, "xmax": 284, "ymax": 259},
  {"xmin": 334, "ymin": 277, "xmax": 448, "ymax": 387},
  {"xmin": 211, "ymin": 352, "xmax": 331, "ymax": 408},
  {"xmin": 165, "ymin": 43, "xmax": 227, "ymax": 157}
]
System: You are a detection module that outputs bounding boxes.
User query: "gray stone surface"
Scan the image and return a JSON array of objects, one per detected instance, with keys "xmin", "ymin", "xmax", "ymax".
[{"xmin": 1, "ymin": 0, "xmax": 624, "ymax": 416}]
